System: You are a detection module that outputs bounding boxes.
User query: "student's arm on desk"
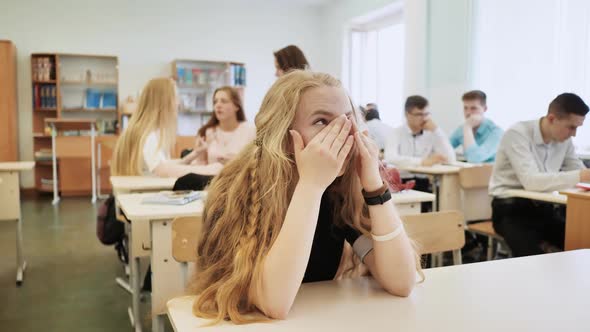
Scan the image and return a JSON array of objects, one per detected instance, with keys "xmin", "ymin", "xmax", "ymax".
[
  {"xmin": 362, "ymin": 201, "xmax": 417, "ymax": 298},
  {"xmin": 562, "ymin": 140, "xmax": 587, "ymax": 171},
  {"xmin": 505, "ymin": 130, "xmax": 585, "ymax": 191},
  {"xmin": 463, "ymin": 126, "xmax": 503, "ymax": 163}
]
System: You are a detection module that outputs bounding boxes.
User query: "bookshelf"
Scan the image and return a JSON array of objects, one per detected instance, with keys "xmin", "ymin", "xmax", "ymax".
[
  {"xmin": 31, "ymin": 53, "xmax": 119, "ymax": 195},
  {"xmin": 0, "ymin": 40, "xmax": 18, "ymax": 162},
  {"xmin": 171, "ymin": 59, "xmax": 246, "ymax": 137}
]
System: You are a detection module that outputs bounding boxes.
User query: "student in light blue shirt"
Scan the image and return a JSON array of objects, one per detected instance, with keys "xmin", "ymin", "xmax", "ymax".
[{"xmin": 450, "ymin": 90, "xmax": 503, "ymax": 163}]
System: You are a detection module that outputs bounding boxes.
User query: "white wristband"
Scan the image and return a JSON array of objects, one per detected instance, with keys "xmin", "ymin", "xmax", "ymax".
[{"xmin": 371, "ymin": 224, "xmax": 405, "ymax": 242}]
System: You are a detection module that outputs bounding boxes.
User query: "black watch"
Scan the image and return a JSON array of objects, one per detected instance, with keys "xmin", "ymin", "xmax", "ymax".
[{"xmin": 362, "ymin": 187, "xmax": 392, "ymax": 205}]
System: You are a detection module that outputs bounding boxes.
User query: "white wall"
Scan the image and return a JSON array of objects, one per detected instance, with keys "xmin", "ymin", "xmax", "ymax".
[
  {"xmin": 424, "ymin": 0, "xmax": 472, "ymax": 135},
  {"xmin": 317, "ymin": 0, "xmax": 399, "ymax": 77},
  {"xmin": 0, "ymin": 0, "xmax": 323, "ymax": 188},
  {"xmin": 320, "ymin": 0, "xmax": 472, "ymax": 134}
]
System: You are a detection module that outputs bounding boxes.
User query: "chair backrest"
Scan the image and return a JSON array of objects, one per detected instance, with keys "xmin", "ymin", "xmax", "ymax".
[
  {"xmin": 402, "ymin": 211, "xmax": 465, "ymax": 256},
  {"xmin": 458, "ymin": 164, "xmax": 493, "ymax": 189},
  {"xmin": 172, "ymin": 216, "xmax": 202, "ymax": 263},
  {"xmin": 458, "ymin": 164, "xmax": 494, "ymax": 222}
]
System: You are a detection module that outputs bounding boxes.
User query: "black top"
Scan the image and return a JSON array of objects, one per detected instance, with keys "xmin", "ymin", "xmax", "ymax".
[{"xmin": 302, "ymin": 193, "xmax": 361, "ymax": 283}]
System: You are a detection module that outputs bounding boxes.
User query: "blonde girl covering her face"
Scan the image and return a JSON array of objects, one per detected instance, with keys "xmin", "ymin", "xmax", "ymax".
[
  {"xmin": 189, "ymin": 71, "xmax": 422, "ymax": 324},
  {"xmin": 111, "ymin": 78, "xmax": 177, "ymax": 176}
]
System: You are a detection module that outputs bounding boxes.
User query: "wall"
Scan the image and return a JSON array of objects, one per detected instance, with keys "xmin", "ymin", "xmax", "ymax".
[
  {"xmin": 320, "ymin": 0, "xmax": 473, "ymax": 134},
  {"xmin": 0, "ymin": 0, "xmax": 323, "ymax": 188},
  {"xmin": 425, "ymin": 0, "xmax": 472, "ymax": 135}
]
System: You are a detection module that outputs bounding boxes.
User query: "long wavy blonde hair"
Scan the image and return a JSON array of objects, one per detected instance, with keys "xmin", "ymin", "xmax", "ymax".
[
  {"xmin": 111, "ymin": 78, "xmax": 178, "ymax": 175},
  {"xmin": 190, "ymin": 71, "xmax": 422, "ymax": 324}
]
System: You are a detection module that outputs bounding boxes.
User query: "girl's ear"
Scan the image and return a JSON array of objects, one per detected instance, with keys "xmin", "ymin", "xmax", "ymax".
[{"xmin": 286, "ymin": 130, "xmax": 295, "ymax": 155}]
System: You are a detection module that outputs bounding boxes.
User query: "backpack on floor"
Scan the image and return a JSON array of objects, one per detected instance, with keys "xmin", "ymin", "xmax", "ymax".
[{"xmin": 96, "ymin": 195, "xmax": 124, "ymax": 245}]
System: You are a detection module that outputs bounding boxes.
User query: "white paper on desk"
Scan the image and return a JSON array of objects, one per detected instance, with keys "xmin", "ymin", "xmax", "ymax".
[{"xmin": 141, "ymin": 191, "xmax": 201, "ymax": 205}]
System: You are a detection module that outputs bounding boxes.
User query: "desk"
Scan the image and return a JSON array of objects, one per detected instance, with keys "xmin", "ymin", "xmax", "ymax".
[
  {"xmin": 111, "ymin": 176, "xmax": 178, "ymax": 330},
  {"xmin": 168, "ymin": 250, "xmax": 590, "ymax": 332},
  {"xmin": 117, "ymin": 189, "xmax": 434, "ymax": 332},
  {"xmin": 504, "ymin": 189, "xmax": 567, "ymax": 204},
  {"xmin": 391, "ymin": 189, "xmax": 435, "ymax": 215},
  {"xmin": 560, "ymin": 191, "xmax": 590, "ymax": 250},
  {"xmin": 0, "ymin": 161, "xmax": 35, "ymax": 285},
  {"xmin": 110, "ymin": 176, "xmax": 177, "ymax": 195},
  {"xmin": 117, "ymin": 192, "xmax": 204, "ymax": 332},
  {"xmin": 398, "ymin": 164, "xmax": 463, "ymax": 211},
  {"xmin": 46, "ymin": 118, "xmax": 97, "ymax": 204}
]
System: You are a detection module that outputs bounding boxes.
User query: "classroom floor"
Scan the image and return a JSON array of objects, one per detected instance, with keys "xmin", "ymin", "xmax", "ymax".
[{"xmin": 0, "ymin": 197, "xmax": 165, "ymax": 332}]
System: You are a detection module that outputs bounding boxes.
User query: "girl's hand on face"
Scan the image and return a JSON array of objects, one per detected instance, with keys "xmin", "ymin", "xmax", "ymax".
[
  {"xmin": 352, "ymin": 120, "xmax": 383, "ymax": 192},
  {"xmin": 290, "ymin": 114, "xmax": 354, "ymax": 190}
]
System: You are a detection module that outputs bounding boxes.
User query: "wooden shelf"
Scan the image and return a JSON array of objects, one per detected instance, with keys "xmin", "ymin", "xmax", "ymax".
[
  {"xmin": 61, "ymin": 108, "xmax": 118, "ymax": 113},
  {"xmin": 35, "ymin": 160, "xmax": 54, "ymax": 167},
  {"xmin": 31, "ymin": 52, "xmax": 119, "ymax": 197}
]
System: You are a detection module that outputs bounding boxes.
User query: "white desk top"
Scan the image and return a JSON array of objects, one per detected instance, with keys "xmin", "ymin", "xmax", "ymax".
[
  {"xmin": 391, "ymin": 190, "xmax": 435, "ymax": 204},
  {"xmin": 0, "ymin": 162, "xmax": 35, "ymax": 171},
  {"xmin": 116, "ymin": 192, "xmax": 204, "ymax": 220},
  {"xmin": 168, "ymin": 250, "xmax": 590, "ymax": 332},
  {"xmin": 397, "ymin": 164, "xmax": 462, "ymax": 175},
  {"xmin": 117, "ymin": 189, "xmax": 432, "ymax": 220},
  {"xmin": 110, "ymin": 176, "xmax": 177, "ymax": 192},
  {"xmin": 504, "ymin": 189, "xmax": 570, "ymax": 204}
]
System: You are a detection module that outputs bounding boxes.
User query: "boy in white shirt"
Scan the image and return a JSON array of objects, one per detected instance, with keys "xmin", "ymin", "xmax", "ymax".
[
  {"xmin": 385, "ymin": 95, "xmax": 455, "ymax": 167},
  {"xmin": 490, "ymin": 93, "xmax": 590, "ymax": 256},
  {"xmin": 384, "ymin": 96, "xmax": 455, "ymax": 209}
]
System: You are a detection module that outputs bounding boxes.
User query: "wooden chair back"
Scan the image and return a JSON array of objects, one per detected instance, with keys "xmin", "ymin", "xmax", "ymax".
[
  {"xmin": 171, "ymin": 216, "xmax": 202, "ymax": 263},
  {"xmin": 403, "ymin": 210, "xmax": 465, "ymax": 265}
]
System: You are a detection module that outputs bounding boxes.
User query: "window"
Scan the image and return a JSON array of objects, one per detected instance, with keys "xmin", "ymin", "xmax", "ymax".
[
  {"xmin": 345, "ymin": 5, "xmax": 404, "ymax": 127},
  {"xmin": 471, "ymin": 0, "xmax": 590, "ymax": 150}
]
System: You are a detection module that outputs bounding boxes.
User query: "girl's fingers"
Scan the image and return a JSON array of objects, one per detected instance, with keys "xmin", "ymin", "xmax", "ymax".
[
  {"xmin": 321, "ymin": 115, "xmax": 347, "ymax": 146},
  {"xmin": 309, "ymin": 114, "xmax": 344, "ymax": 145},
  {"xmin": 355, "ymin": 132, "xmax": 369, "ymax": 156},
  {"xmin": 330, "ymin": 119, "xmax": 352, "ymax": 154},
  {"xmin": 337, "ymin": 135, "xmax": 354, "ymax": 164}
]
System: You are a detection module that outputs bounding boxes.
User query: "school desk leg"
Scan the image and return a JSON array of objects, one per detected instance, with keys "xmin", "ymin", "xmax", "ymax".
[
  {"xmin": 51, "ymin": 124, "xmax": 60, "ymax": 205},
  {"xmin": 16, "ymin": 217, "xmax": 27, "ymax": 286},
  {"xmin": 129, "ymin": 223, "xmax": 143, "ymax": 332}
]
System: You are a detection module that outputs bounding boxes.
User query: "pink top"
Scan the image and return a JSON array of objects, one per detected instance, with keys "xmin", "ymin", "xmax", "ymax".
[{"xmin": 193, "ymin": 122, "xmax": 256, "ymax": 165}]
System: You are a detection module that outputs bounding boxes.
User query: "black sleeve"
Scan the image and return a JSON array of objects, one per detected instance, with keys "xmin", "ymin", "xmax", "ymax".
[{"xmin": 339, "ymin": 224, "xmax": 361, "ymax": 245}]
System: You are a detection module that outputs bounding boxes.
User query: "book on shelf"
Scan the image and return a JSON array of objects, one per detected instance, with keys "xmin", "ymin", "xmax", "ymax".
[
  {"xmin": 576, "ymin": 183, "xmax": 590, "ymax": 191},
  {"xmin": 33, "ymin": 56, "xmax": 55, "ymax": 81},
  {"xmin": 141, "ymin": 190, "xmax": 202, "ymax": 206},
  {"xmin": 33, "ymin": 85, "xmax": 57, "ymax": 109}
]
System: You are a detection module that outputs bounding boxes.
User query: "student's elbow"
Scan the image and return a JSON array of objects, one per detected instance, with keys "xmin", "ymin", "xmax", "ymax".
[
  {"xmin": 383, "ymin": 280, "xmax": 415, "ymax": 298},
  {"xmin": 259, "ymin": 300, "xmax": 292, "ymax": 320}
]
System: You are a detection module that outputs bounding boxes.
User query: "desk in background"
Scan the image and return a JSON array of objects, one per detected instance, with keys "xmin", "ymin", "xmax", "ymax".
[
  {"xmin": 0, "ymin": 161, "xmax": 35, "ymax": 285},
  {"xmin": 168, "ymin": 250, "xmax": 590, "ymax": 332},
  {"xmin": 560, "ymin": 190, "xmax": 590, "ymax": 250},
  {"xmin": 397, "ymin": 164, "xmax": 463, "ymax": 212},
  {"xmin": 505, "ymin": 188, "xmax": 590, "ymax": 250}
]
